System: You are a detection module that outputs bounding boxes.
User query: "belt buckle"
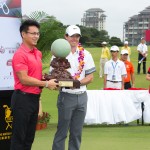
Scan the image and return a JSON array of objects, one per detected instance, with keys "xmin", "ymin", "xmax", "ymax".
[{"xmin": 72, "ymin": 91, "xmax": 84, "ymax": 94}]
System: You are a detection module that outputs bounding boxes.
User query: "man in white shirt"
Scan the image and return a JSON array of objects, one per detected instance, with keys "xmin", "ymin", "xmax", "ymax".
[
  {"xmin": 137, "ymin": 37, "xmax": 148, "ymax": 74},
  {"xmin": 104, "ymin": 45, "xmax": 127, "ymax": 90},
  {"xmin": 51, "ymin": 25, "xmax": 96, "ymax": 150}
]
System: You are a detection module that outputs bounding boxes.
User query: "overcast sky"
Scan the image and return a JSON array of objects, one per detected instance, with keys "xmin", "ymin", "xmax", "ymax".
[{"xmin": 22, "ymin": 0, "xmax": 149, "ymax": 40}]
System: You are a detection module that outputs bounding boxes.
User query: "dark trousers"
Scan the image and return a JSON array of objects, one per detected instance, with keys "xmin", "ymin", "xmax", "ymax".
[
  {"xmin": 10, "ymin": 90, "xmax": 40, "ymax": 150},
  {"xmin": 52, "ymin": 92, "xmax": 87, "ymax": 150},
  {"xmin": 124, "ymin": 82, "xmax": 131, "ymax": 89},
  {"xmin": 137, "ymin": 53, "xmax": 146, "ymax": 74}
]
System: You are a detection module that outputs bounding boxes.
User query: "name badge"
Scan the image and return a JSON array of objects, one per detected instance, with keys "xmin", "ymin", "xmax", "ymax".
[{"xmin": 112, "ymin": 75, "xmax": 116, "ymax": 80}]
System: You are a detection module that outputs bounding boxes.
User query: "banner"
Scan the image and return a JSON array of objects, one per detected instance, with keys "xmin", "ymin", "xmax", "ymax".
[
  {"xmin": 0, "ymin": 91, "xmax": 13, "ymax": 149},
  {"xmin": 0, "ymin": 0, "xmax": 21, "ymax": 149},
  {"xmin": 145, "ymin": 30, "xmax": 150, "ymax": 42},
  {"xmin": 0, "ymin": 0, "xmax": 22, "ymax": 90}
]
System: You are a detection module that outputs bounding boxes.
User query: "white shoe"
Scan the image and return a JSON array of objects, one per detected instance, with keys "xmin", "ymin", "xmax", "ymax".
[{"xmin": 100, "ymin": 76, "xmax": 102, "ymax": 78}]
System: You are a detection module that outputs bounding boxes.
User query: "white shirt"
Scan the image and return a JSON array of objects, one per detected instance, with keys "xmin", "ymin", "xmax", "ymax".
[
  {"xmin": 49, "ymin": 47, "xmax": 96, "ymax": 93},
  {"xmin": 137, "ymin": 43, "xmax": 148, "ymax": 54},
  {"xmin": 104, "ymin": 59, "xmax": 127, "ymax": 81}
]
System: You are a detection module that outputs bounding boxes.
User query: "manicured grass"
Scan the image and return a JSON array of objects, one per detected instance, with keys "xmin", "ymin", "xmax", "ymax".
[
  {"xmin": 33, "ymin": 124, "xmax": 150, "ymax": 150},
  {"xmin": 32, "ymin": 46, "xmax": 150, "ymax": 150}
]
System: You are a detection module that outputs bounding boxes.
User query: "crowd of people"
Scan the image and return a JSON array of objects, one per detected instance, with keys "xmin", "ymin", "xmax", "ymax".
[{"xmin": 100, "ymin": 37, "xmax": 149, "ymax": 90}]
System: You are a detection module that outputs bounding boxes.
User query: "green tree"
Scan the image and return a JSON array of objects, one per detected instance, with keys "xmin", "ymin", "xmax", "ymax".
[
  {"xmin": 109, "ymin": 37, "xmax": 123, "ymax": 46},
  {"xmin": 23, "ymin": 11, "xmax": 65, "ymax": 52},
  {"xmin": 79, "ymin": 26, "xmax": 109, "ymax": 47}
]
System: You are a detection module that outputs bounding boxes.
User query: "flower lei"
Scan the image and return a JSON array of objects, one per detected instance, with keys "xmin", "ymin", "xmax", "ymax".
[{"xmin": 73, "ymin": 43, "xmax": 85, "ymax": 80}]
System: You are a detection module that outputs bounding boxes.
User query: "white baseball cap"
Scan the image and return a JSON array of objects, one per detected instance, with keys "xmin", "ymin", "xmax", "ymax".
[
  {"xmin": 124, "ymin": 41, "xmax": 128, "ymax": 45},
  {"xmin": 101, "ymin": 41, "xmax": 107, "ymax": 45},
  {"xmin": 110, "ymin": 45, "xmax": 119, "ymax": 51},
  {"xmin": 65, "ymin": 25, "xmax": 81, "ymax": 36},
  {"xmin": 121, "ymin": 49, "xmax": 128, "ymax": 55}
]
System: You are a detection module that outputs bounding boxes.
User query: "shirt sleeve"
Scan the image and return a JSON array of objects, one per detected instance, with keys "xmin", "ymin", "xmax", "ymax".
[
  {"xmin": 104, "ymin": 62, "xmax": 108, "ymax": 75},
  {"xmin": 85, "ymin": 52, "xmax": 96, "ymax": 75},
  {"xmin": 107, "ymin": 48, "xmax": 110, "ymax": 58},
  {"xmin": 130, "ymin": 63, "xmax": 134, "ymax": 74},
  {"xmin": 121, "ymin": 62, "xmax": 127, "ymax": 76},
  {"xmin": 12, "ymin": 52, "xmax": 28, "ymax": 72},
  {"xmin": 137, "ymin": 44, "xmax": 141, "ymax": 51}
]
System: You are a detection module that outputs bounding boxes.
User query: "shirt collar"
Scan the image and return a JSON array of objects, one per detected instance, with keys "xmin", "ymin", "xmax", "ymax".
[
  {"xmin": 111, "ymin": 59, "xmax": 119, "ymax": 63},
  {"xmin": 20, "ymin": 43, "xmax": 37, "ymax": 53}
]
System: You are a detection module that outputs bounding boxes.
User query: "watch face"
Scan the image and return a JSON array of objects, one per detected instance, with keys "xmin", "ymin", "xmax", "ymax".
[{"xmin": 6, "ymin": 59, "xmax": 12, "ymax": 66}]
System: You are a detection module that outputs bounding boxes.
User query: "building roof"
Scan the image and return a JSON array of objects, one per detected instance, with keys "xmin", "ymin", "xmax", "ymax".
[
  {"xmin": 101, "ymin": 14, "xmax": 107, "ymax": 17},
  {"xmin": 86, "ymin": 8, "xmax": 104, "ymax": 12},
  {"xmin": 139, "ymin": 6, "xmax": 150, "ymax": 14}
]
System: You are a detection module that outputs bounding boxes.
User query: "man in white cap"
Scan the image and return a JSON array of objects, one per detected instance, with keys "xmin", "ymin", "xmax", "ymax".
[
  {"xmin": 99, "ymin": 41, "xmax": 110, "ymax": 78},
  {"xmin": 121, "ymin": 41, "xmax": 131, "ymax": 61},
  {"xmin": 104, "ymin": 45, "xmax": 127, "ymax": 89},
  {"xmin": 137, "ymin": 37, "xmax": 148, "ymax": 74},
  {"xmin": 52, "ymin": 25, "xmax": 96, "ymax": 150},
  {"xmin": 120, "ymin": 50, "xmax": 135, "ymax": 89}
]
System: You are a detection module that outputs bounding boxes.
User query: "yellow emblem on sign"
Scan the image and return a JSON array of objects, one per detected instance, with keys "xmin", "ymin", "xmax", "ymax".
[{"xmin": 3, "ymin": 105, "xmax": 13, "ymax": 130}]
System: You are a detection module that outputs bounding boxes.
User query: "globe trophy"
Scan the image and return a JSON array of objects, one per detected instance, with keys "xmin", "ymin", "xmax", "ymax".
[{"xmin": 44, "ymin": 39, "xmax": 80, "ymax": 88}]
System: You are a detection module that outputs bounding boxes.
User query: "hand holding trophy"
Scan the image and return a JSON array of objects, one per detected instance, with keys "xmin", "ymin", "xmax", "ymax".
[{"xmin": 43, "ymin": 39, "xmax": 80, "ymax": 88}]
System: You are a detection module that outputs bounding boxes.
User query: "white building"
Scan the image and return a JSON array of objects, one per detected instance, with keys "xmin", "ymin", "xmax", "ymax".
[
  {"xmin": 124, "ymin": 6, "xmax": 150, "ymax": 45},
  {"xmin": 81, "ymin": 8, "xmax": 106, "ymax": 31}
]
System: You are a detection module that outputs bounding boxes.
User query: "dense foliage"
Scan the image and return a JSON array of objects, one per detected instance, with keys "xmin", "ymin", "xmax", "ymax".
[{"xmin": 25, "ymin": 11, "xmax": 123, "ymax": 51}]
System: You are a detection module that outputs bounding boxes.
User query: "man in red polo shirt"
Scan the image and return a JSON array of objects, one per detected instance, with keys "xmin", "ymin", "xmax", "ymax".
[
  {"xmin": 120, "ymin": 50, "xmax": 135, "ymax": 89},
  {"xmin": 10, "ymin": 19, "xmax": 58, "ymax": 150}
]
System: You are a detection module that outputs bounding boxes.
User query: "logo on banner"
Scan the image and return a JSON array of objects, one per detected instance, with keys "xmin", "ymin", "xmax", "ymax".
[
  {"xmin": 0, "ymin": 0, "xmax": 9, "ymax": 15},
  {"xmin": 6, "ymin": 59, "xmax": 12, "ymax": 66},
  {"xmin": 0, "ymin": 46, "xmax": 5, "ymax": 54},
  {"xmin": 3, "ymin": 105, "xmax": 13, "ymax": 130}
]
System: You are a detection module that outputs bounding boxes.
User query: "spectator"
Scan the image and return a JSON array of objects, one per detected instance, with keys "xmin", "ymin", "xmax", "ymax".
[
  {"xmin": 137, "ymin": 37, "xmax": 148, "ymax": 74},
  {"xmin": 104, "ymin": 45, "xmax": 126, "ymax": 90},
  {"xmin": 99, "ymin": 41, "xmax": 110, "ymax": 78},
  {"xmin": 121, "ymin": 41, "xmax": 131, "ymax": 61},
  {"xmin": 120, "ymin": 50, "xmax": 135, "ymax": 89}
]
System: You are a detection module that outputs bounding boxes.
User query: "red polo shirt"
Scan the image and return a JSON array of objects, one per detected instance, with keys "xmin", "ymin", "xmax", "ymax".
[
  {"xmin": 148, "ymin": 67, "xmax": 150, "ymax": 74},
  {"xmin": 12, "ymin": 43, "xmax": 42, "ymax": 94}
]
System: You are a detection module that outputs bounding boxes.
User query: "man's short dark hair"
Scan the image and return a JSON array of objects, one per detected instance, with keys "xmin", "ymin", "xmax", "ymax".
[{"xmin": 20, "ymin": 19, "xmax": 40, "ymax": 34}]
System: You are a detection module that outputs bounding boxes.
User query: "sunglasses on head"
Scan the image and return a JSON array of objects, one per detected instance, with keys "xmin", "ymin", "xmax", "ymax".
[{"xmin": 110, "ymin": 50, "xmax": 118, "ymax": 52}]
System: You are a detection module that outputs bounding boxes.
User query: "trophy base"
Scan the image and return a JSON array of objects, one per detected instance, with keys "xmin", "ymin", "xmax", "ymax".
[{"xmin": 58, "ymin": 80, "xmax": 80, "ymax": 88}]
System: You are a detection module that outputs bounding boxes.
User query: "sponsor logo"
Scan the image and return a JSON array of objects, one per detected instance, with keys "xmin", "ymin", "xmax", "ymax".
[
  {"xmin": 3, "ymin": 105, "xmax": 13, "ymax": 130},
  {"xmin": 0, "ymin": 1, "xmax": 9, "ymax": 15},
  {"xmin": 0, "ymin": 46, "xmax": 5, "ymax": 53},
  {"xmin": 6, "ymin": 59, "xmax": 12, "ymax": 66}
]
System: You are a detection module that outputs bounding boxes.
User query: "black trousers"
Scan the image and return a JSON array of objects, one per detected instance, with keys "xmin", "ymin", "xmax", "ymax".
[
  {"xmin": 137, "ymin": 53, "xmax": 146, "ymax": 74},
  {"xmin": 10, "ymin": 90, "xmax": 40, "ymax": 150},
  {"xmin": 124, "ymin": 82, "xmax": 131, "ymax": 89}
]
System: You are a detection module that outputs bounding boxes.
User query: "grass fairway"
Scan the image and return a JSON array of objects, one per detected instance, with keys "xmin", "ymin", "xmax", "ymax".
[
  {"xmin": 33, "ymin": 125, "xmax": 150, "ymax": 150},
  {"xmin": 32, "ymin": 46, "xmax": 150, "ymax": 150}
]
